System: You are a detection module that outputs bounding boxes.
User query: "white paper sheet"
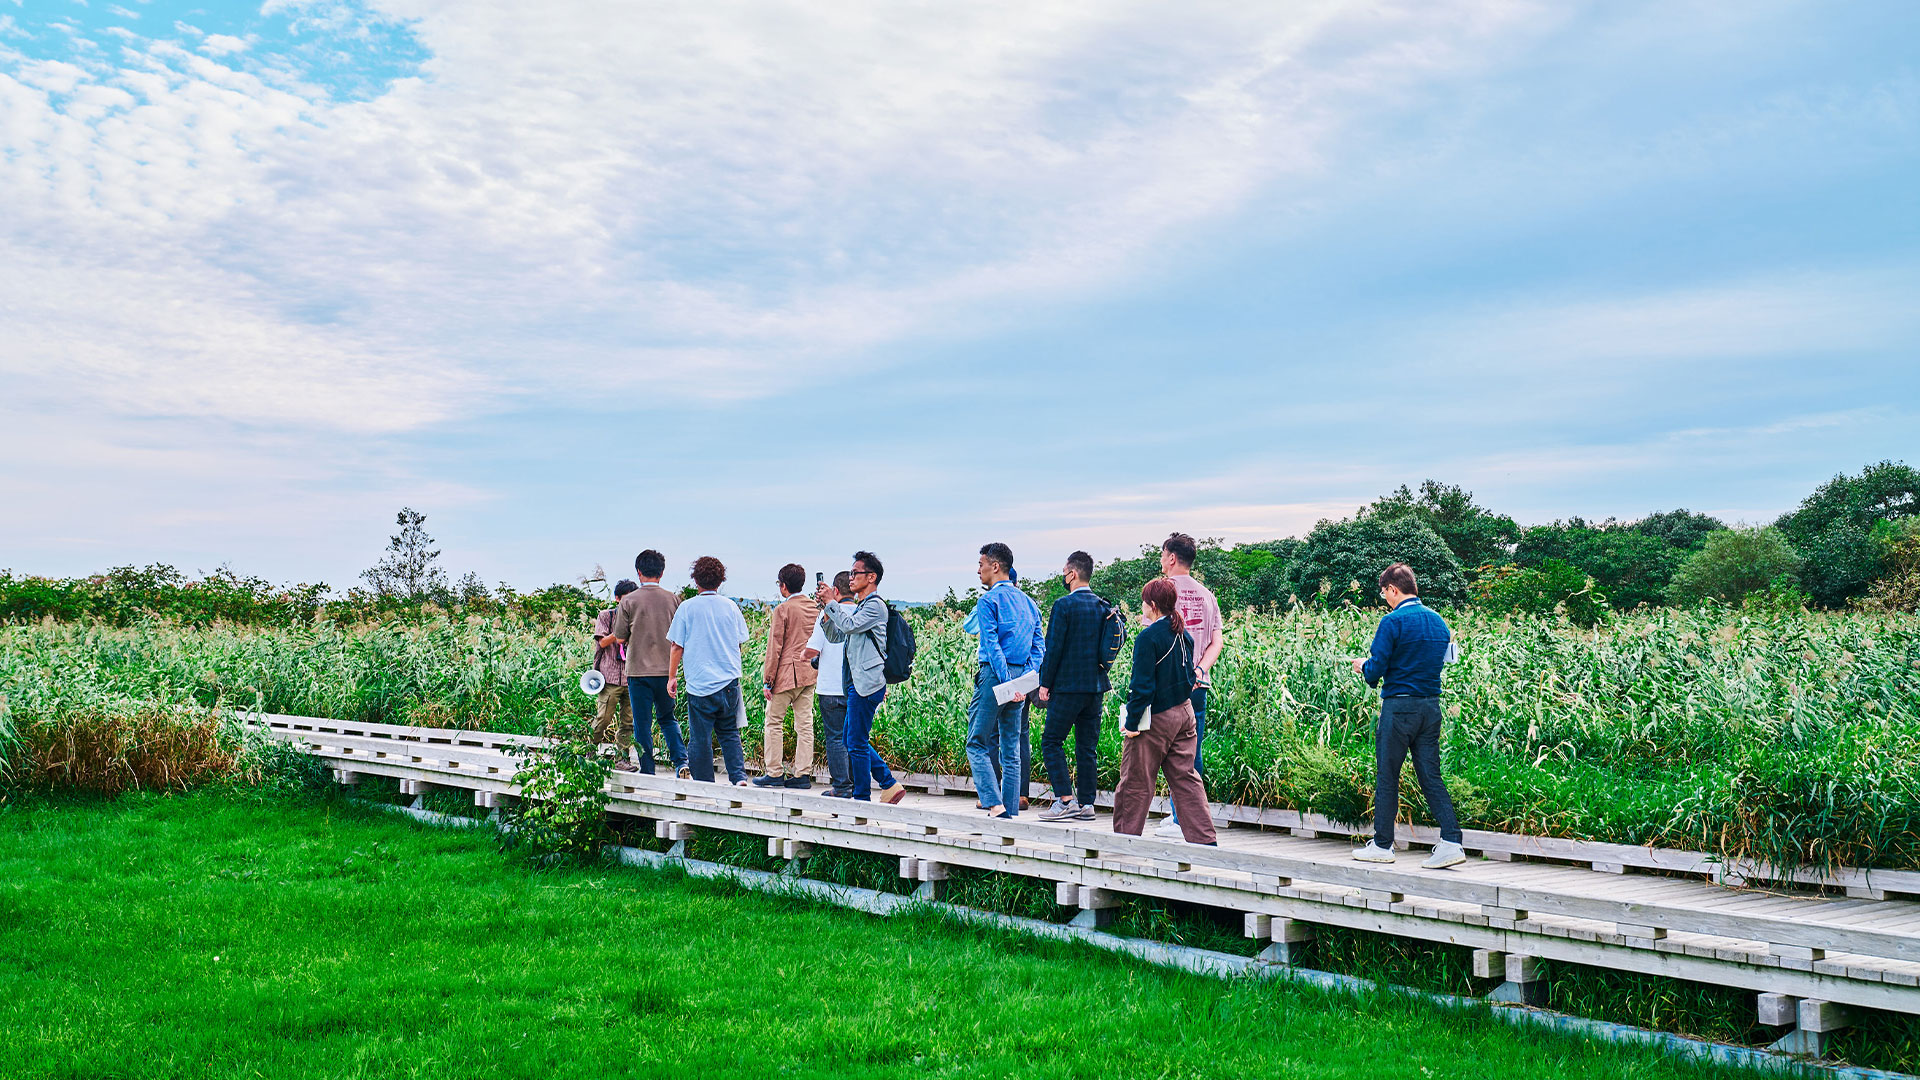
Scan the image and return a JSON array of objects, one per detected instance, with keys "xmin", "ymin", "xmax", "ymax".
[{"xmin": 992, "ymin": 669, "xmax": 1040, "ymax": 706}]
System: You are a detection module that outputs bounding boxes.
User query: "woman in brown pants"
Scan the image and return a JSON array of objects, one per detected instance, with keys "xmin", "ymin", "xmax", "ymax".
[{"xmin": 1111, "ymin": 578, "xmax": 1217, "ymax": 845}]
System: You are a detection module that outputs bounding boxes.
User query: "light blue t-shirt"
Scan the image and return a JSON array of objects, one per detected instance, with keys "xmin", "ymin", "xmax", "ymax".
[{"xmin": 666, "ymin": 591, "xmax": 750, "ymax": 698}]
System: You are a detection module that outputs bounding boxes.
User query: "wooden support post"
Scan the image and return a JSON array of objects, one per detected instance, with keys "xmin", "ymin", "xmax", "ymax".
[
  {"xmin": 1845, "ymin": 886, "xmax": 1887, "ymax": 901},
  {"xmin": 1251, "ymin": 916, "xmax": 1314, "ymax": 965},
  {"xmin": 1615, "ymin": 923, "xmax": 1667, "ymax": 943},
  {"xmin": 655, "ymin": 821, "xmax": 693, "ymax": 842},
  {"xmin": 1482, "ymin": 905, "xmax": 1528, "ymax": 923},
  {"xmin": 1059, "ymin": 881, "xmax": 1084, "ymax": 908},
  {"xmin": 1756, "ymin": 993, "xmax": 1800, "ymax": 1027},
  {"xmin": 780, "ymin": 840, "xmax": 812, "ymax": 860},
  {"xmin": 1488, "ymin": 954, "xmax": 1546, "ymax": 1006},
  {"xmin": 1483, "ymin": 850, "xmax": 1515, "ymax": 862},
  {"xmin": 1772, "ymin": 944, "xmax": 1825, "ymax": 964},
  {"xmin": 767, "ymin": 836, "xmax": 785, "ymax": 859},
  {"xmin": 333, "ymin": 769, "xmax": 360, "ymax": 786},
  {"xmin": 1070, "ymin": 886, "xmax": 1121, "ymax": 929},
  {"xmin": 1590, "ymin": 862, "xmax": 1626, "ymax": 875},
  {"xmin": 1471, "ymin": 949, "xmax": 1507, "ymax": 980},
  {"xmin": 912, "ymin": 860, "xmax": 949, "ymax": 901},
  {"xmin": 1288, "ymin": 827, "xmax": 1317, "ymax": 839},
  {"xmin": 1767, "ymin": 999, "xmax": 1851, "ymax": 1058},
  {"xmin": 899, "ymin": 857, "xmax": 920, "ymax": 881}
]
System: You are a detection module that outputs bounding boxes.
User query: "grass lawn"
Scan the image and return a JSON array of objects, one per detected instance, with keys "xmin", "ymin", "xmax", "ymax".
[{"xmin": 0, "ymin": 793, "xmax": 1759, "ymax": 1080}]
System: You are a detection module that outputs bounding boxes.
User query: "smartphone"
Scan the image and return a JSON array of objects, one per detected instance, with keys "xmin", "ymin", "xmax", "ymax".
[{"xmin": 816, "ymin": 572, "xmax": 825, "ymax": 589}]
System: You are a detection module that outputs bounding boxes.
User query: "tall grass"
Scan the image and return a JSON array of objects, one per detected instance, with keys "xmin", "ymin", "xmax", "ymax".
[{"xmin": 4, "ymin": 604, "xmax": 1918, "ymax": 870}]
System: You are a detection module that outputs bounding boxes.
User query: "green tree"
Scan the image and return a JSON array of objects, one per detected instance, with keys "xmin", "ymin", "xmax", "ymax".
[
  {"xmin": 1629, "ymin": 509, "xmax": 1726, "ymax": 550},
  {"xmin": 1513, "ymin": 520, "xmax": 1682, "ymax": 610},
  {"xmin": 1472, "ymin": 559, "xmax": 1608, "ymax": 628},
  {"xmin": 1284, "ymin": 516, "xmax": 1465, "ymax": 607},
  {"xmin": 1775, "ymin": 461, "xmax": 1920, "ymax": 607},
  {"xmin": 360, "ymin": 508, "xmax": 448, "ymax": 601},
  {"xmin": 1362, "ymin": 480, "xmax": 1519, "ymax": 571},
  {"xmin": 1664, "ymin": 527, "xmax": 1804, "ymax": 606}
]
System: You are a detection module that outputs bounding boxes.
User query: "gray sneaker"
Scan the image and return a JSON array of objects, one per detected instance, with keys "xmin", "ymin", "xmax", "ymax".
[
  {"xmin": 1073, "ymin": 803, "xmax": 1097, "ymax": 820},
  {"xmin": 1037, "ymin": 799, "xmax": 1080, "ymax": 822},
  {"xmin": 1423, "ymin": 840, "xmax": 1467, "ymax": 869},
  {"xmin": 1352, "ymin": 842, "xmax": 1396, "ymax": 863}
]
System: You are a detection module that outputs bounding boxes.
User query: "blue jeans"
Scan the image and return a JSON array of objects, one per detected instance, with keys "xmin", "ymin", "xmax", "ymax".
[
  {"xmin": 686, "ymin": 680, "xmax": 747, "ymax": 785},
  {"xmin": 1168, "ymin": 685, "xmax": 1207, "ymax": 823},
  {"xmin": 816, "ymin": 693, "xmax": 851, "ymax": 792},
  {"xmin": 844, "ymin": 682, "xmax": 897, "ymax": 801},
  {"xmin": 1375, "ymin": 696, "xmax": 1462, "ymax": 848},
  {"xmin": 628, "ymin": 675, "xmax": 687, "ymax": 774},
  {"xmin": 967, "ymin": 662, "xmax": 1026, "ymax": 814}
]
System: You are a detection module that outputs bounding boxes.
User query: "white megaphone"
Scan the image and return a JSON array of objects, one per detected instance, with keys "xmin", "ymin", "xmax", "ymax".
[{"xmin": 579, "ymin": 669, "xmax": 605, "ymax": 695}]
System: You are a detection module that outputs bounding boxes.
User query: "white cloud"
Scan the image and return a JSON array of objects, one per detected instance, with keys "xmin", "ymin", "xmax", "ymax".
[{"xmin": 0, "ymin": 0, "xmax": 1557, "ymax": 432}]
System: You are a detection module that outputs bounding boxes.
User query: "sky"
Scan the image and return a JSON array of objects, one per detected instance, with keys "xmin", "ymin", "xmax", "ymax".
[{"xmin": 1, "ymin": 1, "xmax": 1916, "ymax": 601}]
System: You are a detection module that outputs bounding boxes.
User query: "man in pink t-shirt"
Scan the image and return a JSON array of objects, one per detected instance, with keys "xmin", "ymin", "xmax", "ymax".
[{"xmin": 1155, "ymin": 532, "xmax": 1223, "ymax": 838}]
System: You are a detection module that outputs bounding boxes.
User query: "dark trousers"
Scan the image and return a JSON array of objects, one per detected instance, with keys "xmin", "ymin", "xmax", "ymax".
[
  {"xmin": 1374, "ymin": 696, "xmax": 1462, "ymax": 848},
  {"xmin": 1042, "ymin": 691, "xmax": 1103, "ymax": 807},
  {"xmin": 627, "ymin": 675, "xmax": 687, "ymax": 774},
  {"xmin": 844, "ymin": 683, "xmax": 897, "ymax": 801},
  {"xmin": 816, "ymin": 693, "xmax": 851, "ymax": 791},
  {"xmin": 1168, "ymin": 685, "xmax": 1208, "ymax": 823},
  {"xmin": 686, "ymin": 680, "xmax": 747, "ymax": 785}
]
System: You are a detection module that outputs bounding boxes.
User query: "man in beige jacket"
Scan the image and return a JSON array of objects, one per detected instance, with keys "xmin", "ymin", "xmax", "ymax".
[{"xmin": 754, "ymin": 563, "xmax": 822, "ymax": 788}]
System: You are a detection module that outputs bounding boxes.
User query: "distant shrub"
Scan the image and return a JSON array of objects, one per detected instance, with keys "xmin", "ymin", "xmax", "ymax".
[
  {"xmin": 1285, "ymin": 516, "xmax": 1466, "ymax": 607},
  {"xmin": 1665, "ymin": 527, "xmax": 1804, "ymax": 606},
  {"xmin": 500, "ymin": 716, "xmax": 614, "ymax": 864},
  {"xmin": 1473, "ymin": 559, "xmax": 1608, "ymax": 628}
]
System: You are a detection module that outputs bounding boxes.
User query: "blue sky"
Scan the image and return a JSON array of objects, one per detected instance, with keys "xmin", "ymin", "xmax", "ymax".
[{"xmin": 2, "ymin": 1, "xmax": 1915, "ymax": 600}]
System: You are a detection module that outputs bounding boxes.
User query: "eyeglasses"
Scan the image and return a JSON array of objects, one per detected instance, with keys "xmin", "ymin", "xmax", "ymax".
[{"xmin": 850, "ymin": 568, "xmax": 874, "ymax": 578}]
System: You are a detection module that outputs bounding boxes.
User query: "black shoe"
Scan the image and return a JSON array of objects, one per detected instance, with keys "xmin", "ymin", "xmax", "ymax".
[
  {"xmin": 821, "ymin": 788, "xmax": 856, "ymax": 799},
  {"xmin": 783, "ymin": 776, "xmax": 813, "ymax": 789},
  {"xmin": 751, "ymin": 774, "xmax": 786, "ymax": 788}
]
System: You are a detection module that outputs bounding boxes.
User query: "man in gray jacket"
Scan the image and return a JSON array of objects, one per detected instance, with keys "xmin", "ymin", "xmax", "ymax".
[{"xmin": 815, "ymin": 550, "xmax": 908, "ymax": 804}]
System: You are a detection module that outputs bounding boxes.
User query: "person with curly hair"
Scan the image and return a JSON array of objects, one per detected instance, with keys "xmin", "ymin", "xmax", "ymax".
[{"xmin": 667, "ymin": 555, "xmax": 751, "ymax": 786}]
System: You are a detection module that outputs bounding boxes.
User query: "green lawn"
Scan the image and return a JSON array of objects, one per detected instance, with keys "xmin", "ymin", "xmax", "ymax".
[{"xmin": 0, "ymin": 793, "xmax": 1754, "ymax": 1080}]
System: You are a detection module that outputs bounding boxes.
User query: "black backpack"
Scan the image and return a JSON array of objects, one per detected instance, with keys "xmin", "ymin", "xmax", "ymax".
[
  {"xmin": 874, "ymin": 597, "xmax": 917, "ymax": 684},
  {"xmin": 1094, "ymin": 596, "xmax": 1126, "ymax": 672}
]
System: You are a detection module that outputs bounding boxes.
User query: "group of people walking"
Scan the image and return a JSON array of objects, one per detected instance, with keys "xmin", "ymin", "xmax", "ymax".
[{"xmin": 589, "ymin": 534, "xmax": 1468, "ymax": 867}]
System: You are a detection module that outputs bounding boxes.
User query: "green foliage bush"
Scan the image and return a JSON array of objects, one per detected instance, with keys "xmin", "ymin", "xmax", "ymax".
[
  {"xmin": 1664, "ymin": 527, "xmax": 1803, "ymax": 606},
  {"xmin": 1472, "ymin": 559, "xmax": 1608, "ymax": 628},
  {"xmin": 1363, "ymin": 480, "xmax": 1518, "ymax": 571},
  {"xmin": 1285, "ymin": 515, "xmax": 1465, "ymax": 607},
  {"xmin": 1775, "ymin": 460, "xmax": 1920, "ymax": 607},
  {"xmin": 499, "ymin": 716, "xmax": 614, "ymax": 864}
]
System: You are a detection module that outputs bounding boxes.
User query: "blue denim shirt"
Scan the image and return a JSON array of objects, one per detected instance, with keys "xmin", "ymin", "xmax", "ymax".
[
  {"xmin": 1361, "ymin": 597, "xmax": 1449, "ymax": 698},
  {"xmin": 974, "ymin": 580, "xmax": 1044, "ymax": 684}
]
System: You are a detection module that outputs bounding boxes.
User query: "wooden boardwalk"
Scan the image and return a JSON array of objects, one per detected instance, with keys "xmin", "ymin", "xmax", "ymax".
[{"xmin": 253, "ymin": 712, "xmax": 1920, "ymax": 1048}]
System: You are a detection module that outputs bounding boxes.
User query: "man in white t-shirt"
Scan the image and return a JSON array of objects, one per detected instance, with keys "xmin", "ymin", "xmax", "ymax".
[
  {"xmin": 804, "ymin": 571, "xmax": 855, "ymax": 796},
  {"xmin": 1156, "ymin": 532, "xmax": 1223, "ymax": 838}
]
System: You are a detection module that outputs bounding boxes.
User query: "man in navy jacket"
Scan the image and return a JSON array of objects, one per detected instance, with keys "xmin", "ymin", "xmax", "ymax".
[
  {"xmin": 1035, "ymin": 551, "xmax": 1113, "ymax": 821},
  {"xmin": 1350, "ymin": 562, "xmax": 1467, "ymax": 868}
]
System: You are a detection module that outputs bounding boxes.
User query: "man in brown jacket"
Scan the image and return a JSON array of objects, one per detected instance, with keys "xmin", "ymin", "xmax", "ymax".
[{"xmin": 754, "ymin": 563, "xmax": 821, "ymax": 788}]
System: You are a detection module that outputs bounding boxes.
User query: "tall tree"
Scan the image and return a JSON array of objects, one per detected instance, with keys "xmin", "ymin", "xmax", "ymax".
[
  {"xmin": 1775, "ymin": 461, "xmax": 1920, "ymax": 606},
  {"xmin": 1362, "ymin": 480, "xmax": 1519, "ymax": 571},
  {"xmin": 361, "ymin": 508, "xmax": 448, "ymax": 600}
]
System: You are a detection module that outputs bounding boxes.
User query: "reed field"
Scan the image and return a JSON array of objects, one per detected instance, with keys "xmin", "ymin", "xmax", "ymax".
[{"xmin": 4, "ymin": 603, "xmax": 1917, "ymax": 874}]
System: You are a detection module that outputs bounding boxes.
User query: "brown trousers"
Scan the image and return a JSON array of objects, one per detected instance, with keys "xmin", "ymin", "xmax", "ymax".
[
  {"xmin": 1110, "ymin": 699, "xmax": 1216, "ymax": 844},
  {"xmin": 763, "ymin": 684, "xmax": 815, "ymax": 778},
  {"xmin": 594, "ymin": 684, "xmax": 633, "ymax": 753}
]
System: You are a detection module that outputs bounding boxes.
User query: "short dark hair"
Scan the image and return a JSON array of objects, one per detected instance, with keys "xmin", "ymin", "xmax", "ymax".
[
  {"xmin": 635, "ymin": 549, "xmax": 666, "ymax": 578},
  {"xmin": 853, "ymin": 550, "xmax": 883, "ymax": 584},
  {"xmin": 778, "ymin": 563, "xmax": 806, "ymax": 595},
  {"xmin": 1064, "ymin": 550, "xmax": 1093, "ymax": 582},
  {"xmin": 979, "ymin": 542, "xmax": 1014, "ymax": 572},
  {"xmin": 832, "ymin": 571, "xmax": 853, "ymax": 593},
  {"xmin": 691, "ymin": 556, "xmax": 726, "ymax": 591},
  {"xmin": 1162, "ymin": 533, "xmax": 1197, "ymax": 568},
  {"xmin": 613, "ymin": 579, "xmax": 638, "ymax": 598},
  {"xmin": 1379, "ymin": 562, "xmax": 1418, "ymax": 595},
  {"xmin": 1142, "ymin": 577, "xmax": 1179, "ymax": 619}
]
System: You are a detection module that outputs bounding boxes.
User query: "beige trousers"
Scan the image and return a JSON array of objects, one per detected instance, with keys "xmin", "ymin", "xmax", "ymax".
[
  {"xmin": 763, "ymin": 685, "xmax": 815, "ymax": 777},
  {"xmin": 594, "ymin": 684, "xmax": 633, "ymax": 753}
]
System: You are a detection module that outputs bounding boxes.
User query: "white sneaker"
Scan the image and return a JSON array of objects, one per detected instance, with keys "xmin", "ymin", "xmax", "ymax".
[
  {"xmin": 1153, "ymin": 817, "xmax": 1185, "ymax": 838},
  {"xmin": 1423, "ymin": 841, "xmax": 1467, "ymax": 869},
  {"xmin": 1353, "ymin": 842, "xmax": 1396, "ymax": 863}
]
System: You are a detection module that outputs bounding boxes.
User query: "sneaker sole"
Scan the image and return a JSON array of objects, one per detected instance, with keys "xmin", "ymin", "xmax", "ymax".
[{"xmin": 1423, "ymin": 854, "xmax": 1467, "ymax": 869}]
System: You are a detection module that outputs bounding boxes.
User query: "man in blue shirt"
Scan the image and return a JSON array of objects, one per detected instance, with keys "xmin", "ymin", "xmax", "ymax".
[
  {"xmin": 968, "ymin": 542, "xmax": 1044, "ymax": 818},
  {"xmin": 1350, "ymin": 562, "xmax": 1466, "ymax": 868},
  {"xmin": 667, "ymin": 555, "xmax": 751, "ymax": 786}
]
